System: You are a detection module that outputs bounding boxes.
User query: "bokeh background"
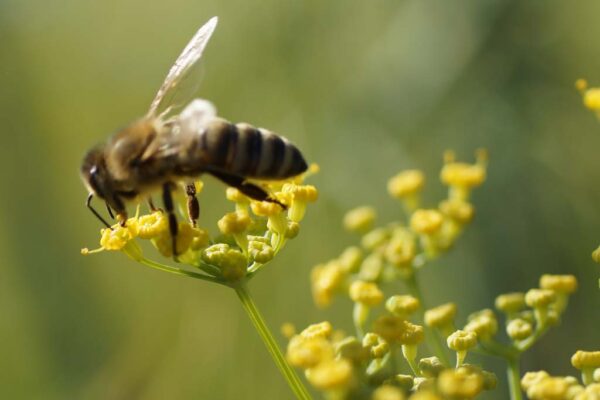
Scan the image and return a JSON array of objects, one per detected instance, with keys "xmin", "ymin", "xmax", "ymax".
[{"xmin": 1, "ymin": 0, "xmax": 600, "ymax": 399}]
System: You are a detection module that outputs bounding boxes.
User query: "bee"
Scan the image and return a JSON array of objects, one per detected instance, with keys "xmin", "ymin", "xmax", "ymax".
[{"xmin": 81, "ymin": 17, "xmax": 308, "ymax": 255}]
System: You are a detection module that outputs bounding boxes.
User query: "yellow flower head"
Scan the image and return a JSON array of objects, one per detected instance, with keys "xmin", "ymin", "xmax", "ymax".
[
  {"xmin": 539, "ymin": 274, "xmax": 578, "ymax": 295},
  {"xmin": 386, "ymin": 295, "xmax": 420, "ymax": 317},
  {"xmin": 373, "ymin": 317, "xmax": 424, "ymax": 346},
  {"xmin": 437, "ymin": 369, "xmax": 484, "ymax": 399},
  {"xmin": 464, "ymin": 309, "xmax": 498, "ymax": 340},
  {"xmin": 525, "ymin": 288, "xmax": 556, "ymax": 308},
  {"xmin": 440, "ymin": 150, "xmax": 487, "ymax": 189},
  {"xmin": 418, "ymin": 356, "xmax": 444, "ymax": 378},
  {"xmin": 99, "ymin": 224, "xmax": 136, "ymax": 250},
  {"xmin": 248, "ymin": 240, "xmax": 274, "ymax": 263},
  {"xmin": 410, "ymin": 209, "xmax": 444, "ymax": 235},
  {"xmin": 349, "ymin": 280, "xmax": 384, "ymax": 307},
  {"xmin": 305, "ymin": 358, "xmax": 354, "ymax": 390},
  {"xmin": 300, "ymin": 321, "xmax": 333, "ymax": 340},
  {"xmin": 218, "ymin": 211, "xmax": 251, "ymax": 235},
  {"xmin": 343, "ymin": 206, "xmax": 377, "ymax": 233},
  {"xmin": 384, "ymin": 229, "xmax": 416, "ymax": 268},
  {"xmin": 571, "ymin": 351, "xmax": 600, "ymax": 370},
  {"xmin": 201, "ymin": 244, "xmax": 247, "ymax": 281},
  {"xmin": 424, "ymin": 303, "xmax": 457, "ymax": 331},
  {"xmin": 387, "ymin": 170, "xmax": 425, "ymax": 199},
  {"xmin": 311, "ymin": 261, "xmax": 345, "ymax": 308},
  {"xmin": 151, "ymin": 222, "xmax": 197, "ymax": 257},
  {"xmin": 137, "ymin": 212, "xmax": 168, "ymax": 239},
  {"xmin": 439, "ymin": 199, "xmax": 474, "ymax": 224},
  {"xmin": 372, "ymin": 385, "xmax": 406, "ymax": 400},
  {"xmin": 282, "ymin": 183, "xmax": 318, "ymax": 222},
  {"xmin": 495, "ymin": 292, "xmax": 526, "ymax": 314},
  {"xmin": 447, "ymin": 330, "xmax": 478, "ymax": 352},
  {"xmin": 338, "ymin": 246, "xmax": 363, "ymax": 274},
  {"xmin": 521, "ymin": 371, "xmax": 550, "ymax": 391},
  {"xmin": 526, "ymin": 377, "xmax": 570, "ymax": 400},
  {"xmin": 506, "ymin": 318, "xmax": 533, "ymax": 341},
  {"xmin": 362, "ymin": 333, "xmax": 389, "ymax": 359},
  {"xmin": 287, "ymin": 335, "xmax": 334, "ymax": 369}
]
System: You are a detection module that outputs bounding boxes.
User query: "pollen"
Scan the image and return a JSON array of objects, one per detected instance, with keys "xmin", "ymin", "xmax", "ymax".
[{"xmin": 99, "ymin": 225, "xmax": 136, "ymax": 250}]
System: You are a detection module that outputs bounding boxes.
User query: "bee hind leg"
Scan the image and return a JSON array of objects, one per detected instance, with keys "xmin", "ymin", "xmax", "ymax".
[
  {"xmin": 207, "ymin": 170, "xmax": 287, "ymax": 209},
  {"xmin": 185, "ymin": 183, "xmax": 200, "ymax": 227},
  {"xmin": 162, "ymin": 182, "xmax": 179, "ymax": 259}
]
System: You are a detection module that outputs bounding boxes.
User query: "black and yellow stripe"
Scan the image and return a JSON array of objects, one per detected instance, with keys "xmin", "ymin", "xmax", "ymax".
[{"xmin": 196, "ymin": 118, "xmax": 307, "ymax": 179}]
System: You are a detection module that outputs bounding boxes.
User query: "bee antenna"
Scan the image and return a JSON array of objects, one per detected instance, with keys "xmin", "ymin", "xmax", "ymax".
[{"xmin": 86, "ymin": 193, "xmax": 112, "ymax": 229}]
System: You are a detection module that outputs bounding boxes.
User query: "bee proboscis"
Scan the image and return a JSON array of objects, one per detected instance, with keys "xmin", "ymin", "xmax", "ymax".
[{"xmin": 81, "ymin": 17, "xmax": 308, "ymax": 255}]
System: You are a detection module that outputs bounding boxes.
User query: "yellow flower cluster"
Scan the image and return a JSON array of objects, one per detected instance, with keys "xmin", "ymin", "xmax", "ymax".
[
  {"xmin": 310, "ymin": 151, "xmax": 486, "ymax": 309},
  {"xmin": 522, "ymin": 349, "xmax": 600, "ymax": 400},
  {"xmin": 82, "ymin": 170, "xmax": 319, "ymax": 285}
]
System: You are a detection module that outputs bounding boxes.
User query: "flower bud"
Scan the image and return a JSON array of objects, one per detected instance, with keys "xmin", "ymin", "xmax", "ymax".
[
  {"xmin": 344, "ymin": 206, "xmax": 376, "ymax": 233},
  {"xmin": 386, "ymin": 295, "xmax": 420, "ymax": 317}
]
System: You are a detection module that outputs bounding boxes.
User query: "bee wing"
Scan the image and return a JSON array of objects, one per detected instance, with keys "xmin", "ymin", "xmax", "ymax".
[
  {"xmin": 140, "ymin": 99, "xmax": 217, "ymax": 161},
  {"xmin": 146, "ymin": 16, "xmax": 218, "ymax": 118}
]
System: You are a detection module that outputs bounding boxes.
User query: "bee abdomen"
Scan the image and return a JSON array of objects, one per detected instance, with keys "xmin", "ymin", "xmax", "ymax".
[{"xmin": 199, "ymin": 118, "xmax": 307, "ymax": 179}]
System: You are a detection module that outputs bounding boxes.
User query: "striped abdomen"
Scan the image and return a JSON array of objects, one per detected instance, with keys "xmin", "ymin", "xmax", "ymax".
[{"xmin": 193, "ymin": 118, "xmax": 308, "ymax": 179}]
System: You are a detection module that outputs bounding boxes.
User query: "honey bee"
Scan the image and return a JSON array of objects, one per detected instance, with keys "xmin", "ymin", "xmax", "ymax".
[{"xmin": 81, "ymin": 17, "xmax": 308, "ymax": 255}]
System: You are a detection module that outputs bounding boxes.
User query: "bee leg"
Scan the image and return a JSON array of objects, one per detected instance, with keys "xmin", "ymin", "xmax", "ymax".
[
  {"xmin": 207, "ymin": 170, "xmax": 287, "ymax": 209},
  {"xmin": 147, "ymin": 197, "xmax": 160, "ymax": 212},
  {"xmin": 185, "ymin": 183, "xmax": 200, "ymax": 227},
  {"xmin": 162, "ymin": 182, "xmax": 179, "ymax": 258},
  {"xmin": 105, "ymin": 202, "xmax": 115, "ymax": 219},
  {"xmin": 86, "ymin": 193, "xmax": 112, "ymax": 229}
]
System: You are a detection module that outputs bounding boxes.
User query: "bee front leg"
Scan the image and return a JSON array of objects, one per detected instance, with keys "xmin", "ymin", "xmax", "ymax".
[
  {"xmin": 162, "ymin": 182, "xmax": 179, "ymax": 258},
  {"xmin": 185, "ymin": 183, "xmax": 200, "ymax": 227}
]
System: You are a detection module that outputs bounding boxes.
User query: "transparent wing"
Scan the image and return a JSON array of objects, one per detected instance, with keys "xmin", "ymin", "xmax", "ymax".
[{"xmin": 147, "ymin": 16, "xmax": 218, "ymax": 117}]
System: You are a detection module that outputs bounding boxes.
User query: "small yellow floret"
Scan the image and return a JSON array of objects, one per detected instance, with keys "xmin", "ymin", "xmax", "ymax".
[
  {"xmin": 386, "ymin": 295, "xmax": 420, "ymax": 317},
  {"xmin": 464, "ymin": 310, "xmax": 498, "ymax": 340},
  {"xmin": 372, "ymin": 385, "xmax": 406, "ymax": 400},
  {"xmin": 250, "ymin": 201, "xmax": 283, "ymax": 217},
  {"xmin": 305, "ymin": 358, "xmax": 354, "ymax": 390},
  {"xmin": 525, "ymin": 288, "xmax": 556, "ymax": 308},
  {"xmin": 300, "ymin": 321, "xmax": 333, "ymax": 340},
  {"xmin": 338, "ymin": 246, "xmax": 363, "ymax": 273},
  {"xmin": 248, "ymin": 240, "xmax": 274, "ymax": 263},
  {"xmin": 521, "ymin": 371, "xmax": 550, "ymax": 391},
  {"xmin": 584, "ymin": 88, "xmax": 600, "ymax": 111},
  {"xmin": 438, "ymin": 369, "xmax": 484, "ymax": 399},
  {"xmin": 201, "ymin": 244, "xmax": 247, "ymax": 281},
  {"xmin": 506, "ymin": 319, "xmax": 533, "ymax": 341},
  {"xmin": 343, "ymin": 206, "xmax": 376, "ymax": 233},
  {"xmin": 137, "ymin": 212, "xmax": 168, "ymax": 239},
  {"xmin": 362, "ymin": 333, "xmax": 389, "ymax": 359},
  {"xmin": 439, "ymin": 199, "xmax": 474, "ymax": 223},
  {"xmin": 384, "ymin": 229, "xmax": 416, "ymax": 267},
  {"xmin": 425, "ymin": 303, "xmax": 457, "ymax": 329},
  {"xmin": 571, "ymin": 351, "xmax": 600, "ymax": 370},
  {"xmin": 526, "ymin": 377, "xmax": 569, "ymax": 400},
  {"xmin": 349, "ymin": 280, "xmax": 384, "ymax": 306},
  {"xmin": 410, "ymin": 209, "xmax": 443, "ymax": 234},
  {"xmin": 387, "ymin": 170, "xmax": 425, "ymax": 198},
  {"xmin": 447, "ymin": 330, "xmax": 477, "ymax": 352},
  {"xmin": 540, "ymin": 274, "xmax": 578, "ymax": 294},
  {"xmin": 287, "ymin": 335, "xmax": 334, "ymax": 369},
  {"xmin": 576, "ymin": 79, "xmax": 588, "ymax": 92},
  {"xmin": 226, "ymin": 187, "xmax": 250, "ymax": 204},
  {"xmin": 440, "ymin": 163, "xmax": 486, "ymax": 188},
  {"xmin": 311, "ymin": 261, "xmax": 345, "ymax": 308},
  {"xmin": 495, "ymin": 292, "xmax": 526, "ymax": 314},
  {"xmin": 218, "ymin": 211, "xmax": 251, "ymax": 235},
  {"xmin": 592, "ymin": 246, "xmax": 600, "ymax": 264},
  {"xmin": 152, "ymin": 222, "xmax": 195, "ymax": 257},
  {"xmin": 281, "ymin": 323, "xmax": 296, "ymax": 339},
  {"xmin": 100, "ymin": 225, "xmax": 136, "ymax": 250}
]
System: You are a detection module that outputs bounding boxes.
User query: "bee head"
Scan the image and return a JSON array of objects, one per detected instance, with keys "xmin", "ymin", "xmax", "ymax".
[{"xmin": 81, "ymin": 145, "xmax": 125, "ymax": 214}]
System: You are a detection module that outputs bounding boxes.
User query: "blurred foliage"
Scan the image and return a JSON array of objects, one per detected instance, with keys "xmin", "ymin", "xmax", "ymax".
[{"xmin": 1, "ymin": 0, "xmax": 600, "ymax": 399}]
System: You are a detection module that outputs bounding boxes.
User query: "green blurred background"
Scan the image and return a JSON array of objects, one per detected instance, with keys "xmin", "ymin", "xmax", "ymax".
[{"xmin": 1, "ymin": 0, "xmax": 600, "ymax": 398}]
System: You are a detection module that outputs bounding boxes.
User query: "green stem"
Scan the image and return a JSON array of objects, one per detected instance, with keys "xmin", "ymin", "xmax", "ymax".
[
  {"xmin": 404, "ymin": 272, "xmax": 451, "ymax": 367},
  {"xmin": 507, "ymin": 357, "xmax": 523, "ymax": 400},
  {"xmin": 138, "ymin": 257, "xmax": 223, "ymax": 285},
  {"xmin": 234, "ymin": 282, "xmax": 312, "ymax": 400}
]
